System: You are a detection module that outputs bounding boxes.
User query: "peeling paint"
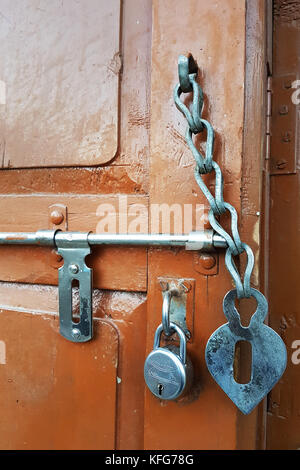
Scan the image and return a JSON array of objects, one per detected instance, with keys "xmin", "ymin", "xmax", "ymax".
[
  {"xmin": 0, "ymin": 340, "xmax": 6, "ymax": 364},
  {"xmin": 252, "ymin": 217, "xmax": 260, "ymax": 285}
]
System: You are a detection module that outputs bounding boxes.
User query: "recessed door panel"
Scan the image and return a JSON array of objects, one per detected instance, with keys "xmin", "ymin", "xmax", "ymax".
[
  {"xmin": 0, "ymin": 310, "xmax": 118, "ymax": 449},
  {"xmin": 0, "ymin": 0, "xmax": 120, "ymax": 167}
]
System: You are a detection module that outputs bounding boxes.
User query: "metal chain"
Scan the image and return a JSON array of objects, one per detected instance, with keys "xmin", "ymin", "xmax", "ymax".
[{"xmin": 174, "ymin": 54, "xmax": 254, "ymax": 299}]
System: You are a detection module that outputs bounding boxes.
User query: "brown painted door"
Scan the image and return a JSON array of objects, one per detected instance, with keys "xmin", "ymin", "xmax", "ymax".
[
  {"xmin": 266, "ymin": 0, "xmax": 300, "ymax": 450},
  {"xmin": 0, "ymin": 0, "xmax": 273, "ymax": 450}
]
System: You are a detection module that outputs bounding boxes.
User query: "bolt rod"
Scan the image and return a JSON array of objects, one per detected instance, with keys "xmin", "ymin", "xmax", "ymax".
[{"xmin": 0, "ymin": 230, "xmax": 227, "ymax": 250}]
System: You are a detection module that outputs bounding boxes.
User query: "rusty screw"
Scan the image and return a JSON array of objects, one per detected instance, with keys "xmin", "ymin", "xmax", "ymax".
[
  {"xmin": 276, "ymin": 159, "xmax": 287, "ymax": 170},
  {"xmin": 50, "ymin": 209, "xmax": 64, "ymax": 225},
  {"xmin": 178, "ymin": 280, "xmax": 192, "ymax": 293},
  {"xmin": 282, "ymin": 131, "xmax": 291, "ymax": 143},
  {"xmin": 283, "ymin": 79, "xmax": 292, "ymax": 89},
  {"xmin": 279, "ymin": 105, "xmax": 288, "ymax": 115},
  {"xmin": 159, "ymin": 280, "xmax": 169, "ymax": 292},
  {"xmin": 198, "ymin": 254, "xmax": 216, "ymax": 270}
]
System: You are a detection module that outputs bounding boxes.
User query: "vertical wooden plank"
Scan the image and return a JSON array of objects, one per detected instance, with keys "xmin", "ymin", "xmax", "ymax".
[
  {"xmin": 266, "ymin": 0, "xmax": 300, "ymax": 450},
  {"xmin": 237, "ymin": 0, "xmax": 268, "ymax": 450},
  {"xmin": 145, "ymin": 0, "xmax": 248, "ymax": 449}
]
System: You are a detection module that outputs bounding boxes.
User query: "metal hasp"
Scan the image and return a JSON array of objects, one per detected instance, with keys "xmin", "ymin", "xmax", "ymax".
[
  {"xmin": 205, "ymin": 289, "xmax": 287, "ymax": 414},
  {"xmin": 159, "ymin": 278, "xmax": 194, "ymax": 338},
  {"xmin": 55, "ymin": 232, "xmax": 92, "ymax": 343}
]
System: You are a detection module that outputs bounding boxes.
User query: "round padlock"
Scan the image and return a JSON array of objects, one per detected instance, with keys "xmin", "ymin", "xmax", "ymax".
[{"xmin": 144, "ymin": 322, "xmax": 193, "ymax": 400}]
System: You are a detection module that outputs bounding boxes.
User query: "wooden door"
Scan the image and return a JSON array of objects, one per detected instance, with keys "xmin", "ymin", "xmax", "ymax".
[
  {"xmin": 0, "ymin": 0, "xmax": 270, "ymax": 449},
  {"xmin": 266, "ymin": 0, "xmax": 300, "ymax": 450}
]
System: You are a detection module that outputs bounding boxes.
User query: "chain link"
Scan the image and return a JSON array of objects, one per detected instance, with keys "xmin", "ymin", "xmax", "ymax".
[{"xmin": 174, "ymin": 54, "xmax": 254, "ymax": 298}]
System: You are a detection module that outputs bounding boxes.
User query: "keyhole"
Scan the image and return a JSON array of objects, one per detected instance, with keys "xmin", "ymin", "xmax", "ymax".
[
  {"xmin": 233, "ymin": 340, "xmax": 252, "ymax": 384},
  {"xmin": 157, "ymin": 383, "xmax": 164, "ymax": 396}
]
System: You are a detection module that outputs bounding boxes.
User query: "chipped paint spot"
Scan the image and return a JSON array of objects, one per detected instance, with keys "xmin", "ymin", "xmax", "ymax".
[
  {"xmin": 252, "ymin": 217, "xmax": 260, "ymax": 285},
  {"xmin": 107, "ymin": 51, "xmax": 122, "ymax": 75},
  {"xmin": 0, "ymin": 341, "xmax": 5, "ymax": 364},
  {"xmin": 117, "ymin": 376, "xmax": 122, "ymax": 384}
]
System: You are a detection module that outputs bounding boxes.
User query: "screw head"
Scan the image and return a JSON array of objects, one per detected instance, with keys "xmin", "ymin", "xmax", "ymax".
[
  {"xmin": 178, "ymin": 280, "xmax": 192, "ymax": 293},
  {"xmin": 199, "ymin": 254, "xmax": 216, "ymax": 270},
  {"xmin": 69, "ymin": 264, "xmax": 79, "ymax": 274},
  {"xmin": 159, "ymin": 280, "xmax": 169, "ymax": 292},
  {"xmin": 279, "ymin": 105, "xmax": 288, "ymax": 115},
  {"xmin": 50, "ymin": 210, "xmax": 64, "ymax": 225},
  {"xmin": 72, "ymin": 328, "xmax": 81, "ymax": 340},
  {"xmin": 282, "ymin": 131, "xmax": 291, "ymax": 142},
  {"xmin": 276, "ymin": 159, "xmax": 287, "ymax": 170},
  {"xmin": 283, "ymin": 79, "xmax": 292, "ymax": 89}
]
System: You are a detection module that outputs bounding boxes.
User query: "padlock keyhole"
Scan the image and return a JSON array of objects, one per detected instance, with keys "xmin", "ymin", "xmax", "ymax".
[{"xmin": 157, "ymin": 383, "xmax": 164, "ymax": 396}]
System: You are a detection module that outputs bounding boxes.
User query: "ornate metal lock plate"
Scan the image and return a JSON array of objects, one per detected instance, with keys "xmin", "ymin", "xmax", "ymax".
[{"xmin": 205, "ymin": 289, "xmax": 287, "ymax": 414}]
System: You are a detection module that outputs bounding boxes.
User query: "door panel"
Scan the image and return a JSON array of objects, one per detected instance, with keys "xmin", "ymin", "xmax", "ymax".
[
  {"xmin": 0, "ymin": 0, "xmax": 268, "ymax": 449},
  {"xmin": 0, "ymin": 283, "xmax": 147, "ymax": 449},
  {"xmin": 0, "ymin": 310, "xmax": 119, "ymax": 449},
  {"xmin": 0, "ymin": 0, "xmax": 120, "ymax": 167}
]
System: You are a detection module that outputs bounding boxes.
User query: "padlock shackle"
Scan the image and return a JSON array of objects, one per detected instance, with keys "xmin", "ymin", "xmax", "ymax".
[{"xmin": 153, "ymin": 322, "xmax": 187, "ymax": 365}]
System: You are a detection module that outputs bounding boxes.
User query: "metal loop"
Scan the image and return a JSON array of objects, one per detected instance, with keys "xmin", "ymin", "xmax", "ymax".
[
  {"xmin": 208, "ymin": 203, "xmax": 244, "ymax": 256},
  {"xmin": 174, "ymin": 81, "xmax": 204, "ymax": 134},
  {"xmin": 225, "ymin": 243, "xmax": 254, "ymax": 298},
  {"xmin": 162, "ymin": 290, "xmax": 174, "ymax": 336},
  {"xmin": 194, "ymin": 161, "xmax": 226, "ymax": 214},
  {"xmin": 186, "ymin": 119, "xmax": 214, "ymax": 173},
  {"xmin": 153, "ymin": 322, "xmax": 187, "ymax": 365},
  {"xmin": 223, "ymin": 288, "xmax": 268, "ymax": 327},
  {"xmin": 178, "ymin": 53, "xmax": 198, "ymax": 93}
]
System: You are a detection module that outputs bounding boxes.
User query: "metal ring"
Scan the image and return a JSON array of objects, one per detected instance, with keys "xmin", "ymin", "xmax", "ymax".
[
  {"xmin": 162, "ymin": 290, "xmax": 174, "ymax": 336},
  {"xmin": 174, "ymin": 81, "xmax": 203, "ymax": 134},
  {"xmin": 208, "ymin": 203, "xmax": 244, "ymax": 255},
  {"xmin": 194, "ymin": 161, "xmax": 226, "ymax": 213},
  {"xmin": 178, "ymin": 54, "xmax": 198, "ymax": 93},
  {"xmin": 224, "ymin": 243, "xmax": 254, "ymax": 298}
]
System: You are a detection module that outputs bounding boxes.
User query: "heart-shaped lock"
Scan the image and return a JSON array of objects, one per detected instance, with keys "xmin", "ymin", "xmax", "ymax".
[{"xmin": 205, "ymin": 288, "xmax": 287, "ymax": 414}]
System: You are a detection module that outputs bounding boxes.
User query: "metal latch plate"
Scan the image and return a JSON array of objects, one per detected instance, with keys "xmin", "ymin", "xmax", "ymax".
[{"xmin": 55, "ymin": 232, "xmax": 92, "ymax": 343}]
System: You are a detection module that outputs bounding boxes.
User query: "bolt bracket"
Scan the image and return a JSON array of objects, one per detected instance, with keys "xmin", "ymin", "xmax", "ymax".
[
  {"xmin": 158, "ymin": 277, "xmax": 195, "ymax": 339},
  {"xmin": 55, "ymin": 232, "xmax": 92, "ymax": 343}
]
